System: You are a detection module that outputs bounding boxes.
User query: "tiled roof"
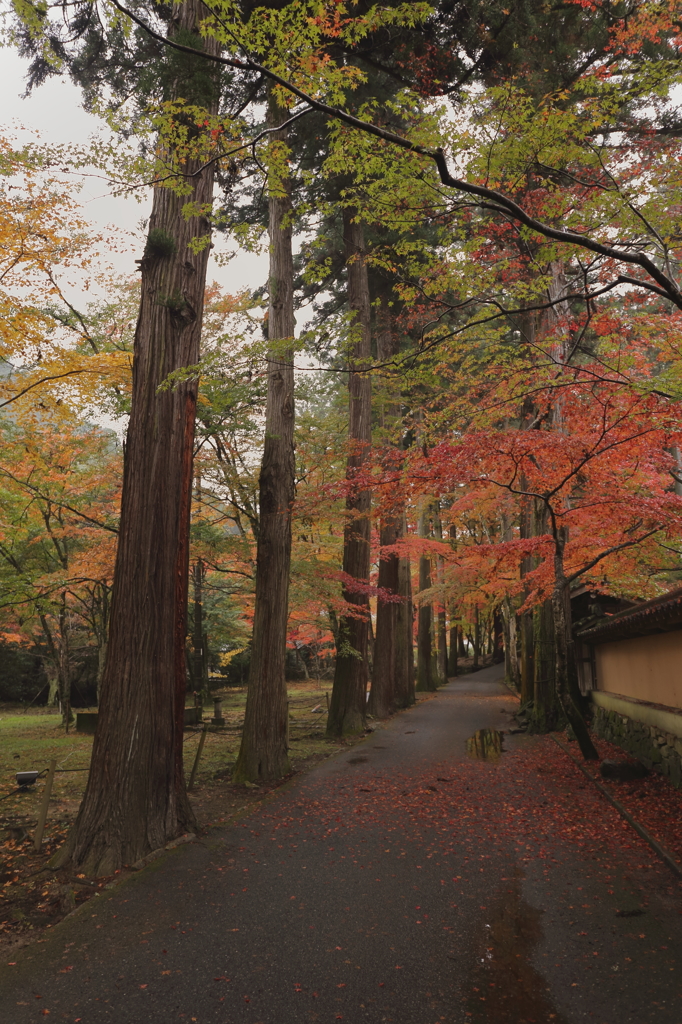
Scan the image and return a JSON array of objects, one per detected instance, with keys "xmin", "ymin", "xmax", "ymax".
[{"xmin": 576, "ymin": 587, "xmax": 682, "ymax": 644}]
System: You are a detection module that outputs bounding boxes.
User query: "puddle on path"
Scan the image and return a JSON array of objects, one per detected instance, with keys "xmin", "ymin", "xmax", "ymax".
[
  {"xmin": 466, "ymin": 729, "xmax": 504, "ymax": 761},
  {"xmin": 463, "ymin": 871, "xmax": 568, "ymax": 1024}
]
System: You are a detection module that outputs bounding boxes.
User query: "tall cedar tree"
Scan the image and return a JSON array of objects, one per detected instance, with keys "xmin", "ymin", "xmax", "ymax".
[
  {"xmin": 327, "ymin": 209, "xmax": 373, "ymax": 736},
  {"xmin": 56, "ymin": 0, "xmax": 221, "ymax": 873},
  {"xmin": 416, "ymin": 506, "xmax": 436, "ymax": 692},
  {"xmin": 367, "ymin": 292, "xmax": 413, "ymax": 717},
  {"xmin": 233, "ymin": 90, "xmax": 295, "ymax": 783}
]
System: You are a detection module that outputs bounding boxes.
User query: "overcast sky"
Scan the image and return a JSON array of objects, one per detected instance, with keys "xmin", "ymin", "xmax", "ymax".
[{"xmin": 1, "ymin": 48, "xmax": 269, "ymax": 302}]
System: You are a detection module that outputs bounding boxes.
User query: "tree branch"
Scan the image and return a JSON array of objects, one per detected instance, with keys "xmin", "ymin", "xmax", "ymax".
[{"xmin": 108, "ymin": 0, "xmax": 682, "ymax": 310}]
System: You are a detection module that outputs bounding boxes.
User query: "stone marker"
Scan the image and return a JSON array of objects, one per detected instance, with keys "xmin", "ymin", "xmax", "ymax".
[{"xmin": 211, "ymin": 697, "xmax": 225, "ymax": 726}]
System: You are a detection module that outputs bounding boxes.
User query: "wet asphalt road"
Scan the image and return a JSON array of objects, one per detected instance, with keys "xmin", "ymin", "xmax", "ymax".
[{"xmin": 1, "ymin": 665, "xmax": 681, "ymax": 1024}]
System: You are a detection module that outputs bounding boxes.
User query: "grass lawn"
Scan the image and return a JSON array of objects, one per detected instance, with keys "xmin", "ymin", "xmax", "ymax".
[{"xmin": 0, "ymin": 679, "xmax": 361, "ymax": 954}]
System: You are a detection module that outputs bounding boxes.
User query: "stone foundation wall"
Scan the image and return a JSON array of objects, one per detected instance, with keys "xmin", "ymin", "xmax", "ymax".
[{"xmin": 592, "ymin": 704, "xmax": 682, "ymax": 789}]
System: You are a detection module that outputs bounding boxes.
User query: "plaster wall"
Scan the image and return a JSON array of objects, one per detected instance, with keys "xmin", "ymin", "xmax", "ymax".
[{"xmin": 595, "ymin": 630, "xmax": 682, "ymax": 710}]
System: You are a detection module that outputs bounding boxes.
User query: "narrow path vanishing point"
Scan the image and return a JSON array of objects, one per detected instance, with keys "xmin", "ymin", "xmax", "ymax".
[{"xmin": 1, "ymin": 664, "xmax": 681, "ymax": 1024}]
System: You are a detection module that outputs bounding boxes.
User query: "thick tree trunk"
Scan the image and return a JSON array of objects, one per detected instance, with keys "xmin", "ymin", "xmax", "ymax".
[
  {"xmin": 56, "ymin": 2, "xmax": 219, "ymax": 874},
  {"xmin": 416, "ymin": 509, "xmax": 436, "ymax": 692},
  {"xmin": 532, "ymin": 597, "xmax": 559, "ymax": 729},
  {"xmin": 437, "ymin": 607, "xmax": 448, "ymax": 681},
  {"xmin": 367, "ymin": 615, "xmax": 375, "ymax": 678},
  {"xmin": 430, "ymin": 609, "xmax": 440, "ymax": 682},
  {"xmin": 552, "ymin": 547, "xmax": 598, "ymax": 760},
  {"xmin": 394, "ymin": 532, "xmax": 415, "ymax": 707},
  {"xmin": 234, "ymin": 93, "xmax": 295, "ymax": 782},
  {"xmin": 518, "ymin": 372, "xmax": 537, "ymax": 706},
  {"xmin": 538, "ymin": 262, "xmax": 589, "ymax": 745},
  {"xmin": 369, "ymin": 294, "xmax": 400, "ymax": 719},
  {"xmin": 493, "ymin": 608, "xmax": 504, "ymax": 663},
  {"xmin": 519, "ymin": 610, "xmax": 534, "ymax": 703},
  {"xmin": 447, "ymin": 616, "xmax": 458, "ymax": 677},
  {"xmin": 518, "ymin": 480, "xmax": 539, "ymax": 706},
  {"xmin": 499, "ymin": 518, "xmax": 519, "ymax": 688},
  {"xmin": 327, "ymin": 210, "xmax": 372, "ymax": 735},
  {"xmin": 527, "ymin": 498, "xmax": 562, "ymax": 732},
  {"xmin": 502, "ymin": 597, "xmax": 520, "ymax": 689},
  {"xmin": 369, "ymin": 514, "xmax": 399, "ymax": 718},
  {"xmin": 447, "ymin": 525, "xmax": 458, "ymax": 677},
  {"xmin": 433, "ymin": 506, "xmax": 448, "ymax": 682}
]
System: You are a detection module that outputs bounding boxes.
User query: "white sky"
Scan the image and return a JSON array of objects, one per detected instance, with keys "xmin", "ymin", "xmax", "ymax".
[{"xmin": 1, "ymin": 48, "xmax": 269, "ymax": 304}]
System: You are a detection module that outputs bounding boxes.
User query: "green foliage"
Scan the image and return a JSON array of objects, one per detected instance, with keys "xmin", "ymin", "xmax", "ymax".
[
  {"xmin": 156, "ymin": 289, "xmax": 188, "ymax": 313},
  {"xmin": 157, "ymin": 27, "xmax": 221, "ymax": 109},
  {"xmin": 143, "ymin": 228, "xmax": 177, "ymax": 260}
]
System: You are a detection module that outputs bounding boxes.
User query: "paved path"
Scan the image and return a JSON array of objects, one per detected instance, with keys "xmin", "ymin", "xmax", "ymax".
[{"xmin": 1, "ymin": 666, "xmax": 681, "ymax": 1023}]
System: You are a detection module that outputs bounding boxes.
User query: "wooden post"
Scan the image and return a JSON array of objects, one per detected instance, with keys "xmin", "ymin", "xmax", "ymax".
[
  {"xmin": 34, "ymin": 759, "xmax": 57, "ymax": 852},
  {"xmin": 188, "ymin": 724, "xmax": 208, "ymax": 792}
]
